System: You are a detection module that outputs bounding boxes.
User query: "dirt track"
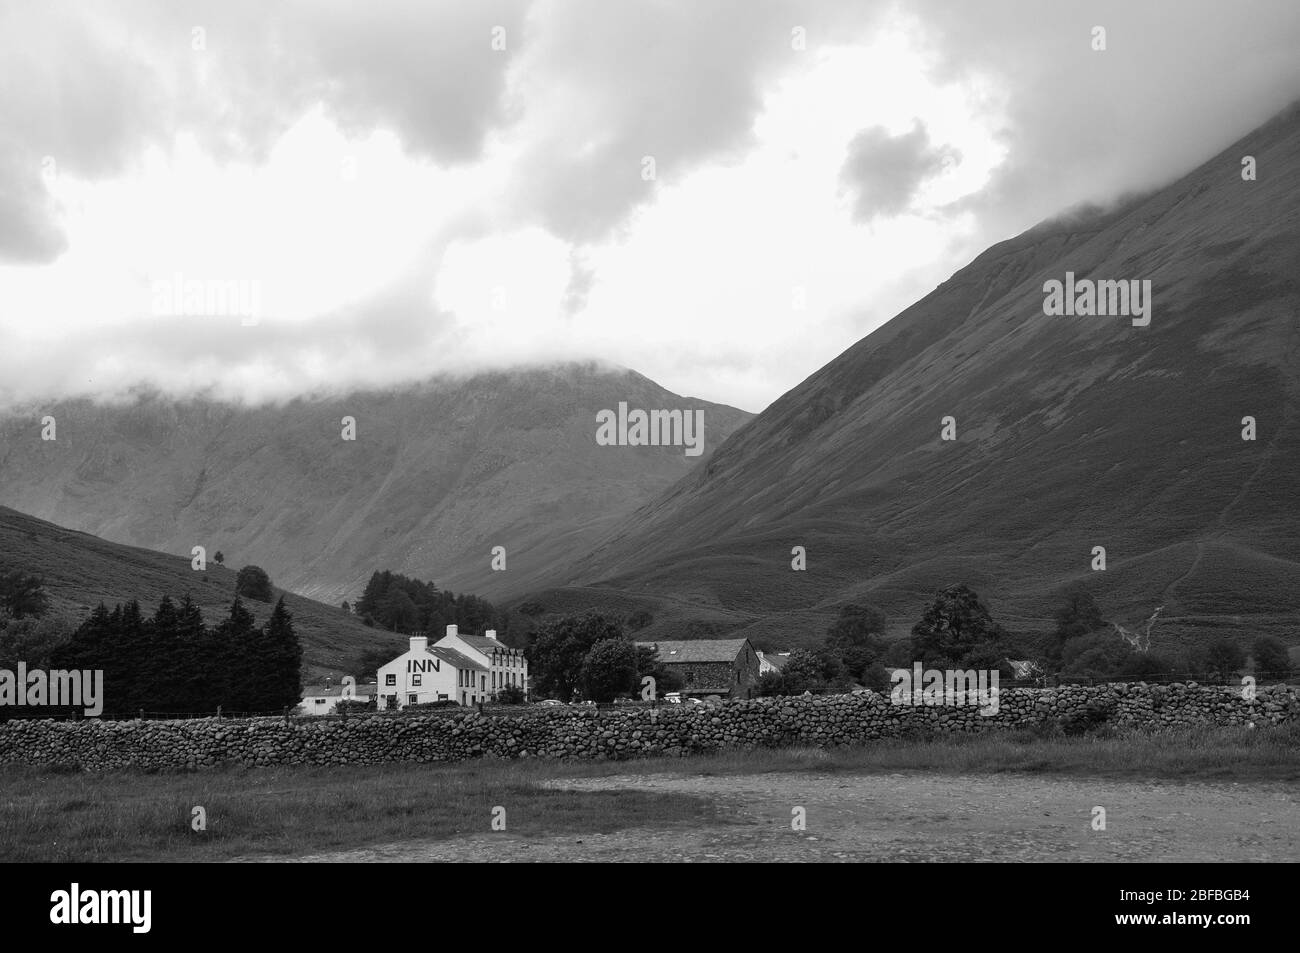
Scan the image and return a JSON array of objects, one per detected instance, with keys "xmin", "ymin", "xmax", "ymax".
[{"xmin": 247, "ymin": 771, "xmax": 1300, "ymax": 862}]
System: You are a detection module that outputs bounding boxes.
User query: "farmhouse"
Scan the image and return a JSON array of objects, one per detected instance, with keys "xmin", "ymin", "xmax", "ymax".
[
  {"xmin": 376, "ymin": 634, "xmax": 489, "ymax": 709},
  {"xmin": 299, "ymin": 678, "xmax": 378, "ymax": 715},
  {"xmin": 435, "ymin": 625, "xmax": 530, "ymax": 702},
  {"xmin": 635, "ymin": 638, "xmax": 761, "ymax": 699}
]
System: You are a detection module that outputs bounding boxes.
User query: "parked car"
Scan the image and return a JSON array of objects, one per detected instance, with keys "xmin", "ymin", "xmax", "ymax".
[
  {"xmin": 538, "ymin": 699, "xmax": 564, "ymax": 706},
  {"xmin": 664, "ymin": 692, "xmax": 683, "ymax": 704}
]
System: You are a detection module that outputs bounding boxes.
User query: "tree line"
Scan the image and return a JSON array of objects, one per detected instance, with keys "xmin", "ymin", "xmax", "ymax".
[
  {"xmin": 49, "ymin": 594, "xmax": 302, "ymax": 715},
  {"xmin": 524, "ymin": 612, "xmax": 683, "ymax": 703},
  {"xmin": 755, "ymin": 582, "xmax": 1293, "ymax": 695},
  {"xmin": 352, "ymin": 570, "xmax": 502, "ymax": 637}
]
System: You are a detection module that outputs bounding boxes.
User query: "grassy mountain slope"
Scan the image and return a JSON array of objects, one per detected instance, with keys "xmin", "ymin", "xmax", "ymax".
[
  {"xmin": 0, "ymin": 505, "xmax": 405, "ymax": 679},
  {"xmin": 520, "ymin": 104, "xmax": 1300, "ymax": 654},
  {"xmin": 0, "ymin": 363, "xmax": 749, "ymax": 606}
]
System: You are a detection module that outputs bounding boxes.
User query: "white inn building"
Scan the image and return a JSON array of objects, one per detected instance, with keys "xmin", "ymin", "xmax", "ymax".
[
  {"xmin": 436, "ymin": 625, "xmax": 529, "ymax": 702},
  {"xmin": 376, "ymin": 626, "xmax": 529, "ymax": 709},
  {"xmin": 377, "ymin": 635, "xmax": 488, "ymax": 709}
]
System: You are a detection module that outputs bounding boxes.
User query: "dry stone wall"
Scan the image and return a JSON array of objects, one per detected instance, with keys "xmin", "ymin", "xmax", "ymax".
[{"xmin": 1, "ymin": 682, "xmax": 1294, "ymax": 771}]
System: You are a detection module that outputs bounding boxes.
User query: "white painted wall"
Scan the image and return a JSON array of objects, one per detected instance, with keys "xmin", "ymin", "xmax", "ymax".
[
  {"xmin": 377, "ymin": 636, "xmax": 482, "ymax": 709},
  {"xmin": 436, "ymin": 626, "xmax": 530, "ymax": 700}
]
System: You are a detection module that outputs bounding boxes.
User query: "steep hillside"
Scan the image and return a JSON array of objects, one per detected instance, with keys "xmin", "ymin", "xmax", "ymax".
[
  {"xmin": 0, "ymin": 506, "xmax": 406, "ymax": 678},
  {"xmin": 0, "ymin": 364, "xmax": 749, "ymax": 605},
  {"xmin": 523, "ymin": 105, "xmax": 1300, "ymax": 653}
]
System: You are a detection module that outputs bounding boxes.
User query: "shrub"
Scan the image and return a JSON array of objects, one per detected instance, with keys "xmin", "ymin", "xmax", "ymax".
[
  {"xmin": 0, "ymin": 612, "xmax": 75, "ymax": 668},
  {"xmin": 825, "ymin": 604, "xmax": 887, "ymax": 648},
  {"xmin": 495, "ymin": 684, "xmax": 526, "ymax": 704},
  {"xmin": 1252, "ymin": 636, "xmax": 1291, "ymax": 677},
  {"xmin": 334, "ymin": 699, "xmax": 376, "ymax": 715},
  {"xmin": 235, "ymin": 566, "xmax": 274, "ymax": 602},
  {"xmin": 402, "ymin": 700, "xmax": 459, "ymax": 711},
  {"xmin": 1201, "ymin": 637, "xmax": 1247, "ymax": 683},
  {"xmin": 0, "ymin": 571, "xmax": 50, "ymax": 619},
  {"xmin": 861, "ymin": 662, "xmax": 892, "ymax": 693},
  {"xmin": 580, "ymin": 638, "xmax": 639, "ymax": 703}
]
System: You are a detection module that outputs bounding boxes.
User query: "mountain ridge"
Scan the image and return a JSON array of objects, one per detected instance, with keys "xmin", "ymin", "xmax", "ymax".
[
  {"xmin": 0, "ymin": 363, "xmax": 751, "ymax": 605},
  {"xmin": 519, "ymin": 103, "xmax": 1300, "ymax": 652}
]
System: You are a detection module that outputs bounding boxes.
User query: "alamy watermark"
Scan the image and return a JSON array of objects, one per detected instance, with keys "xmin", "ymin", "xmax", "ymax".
[
  {"xmin": 1042, "ymin": 271, "xmax": 1151, "ymax": 326},
  {"xmin": 151, "ymin": 272, "xmax": 262, "ymax": 325},
  {"xmin": 0, "ymin": 664, "xmax": 103, "ymax": 716},
  {"xmin": 595, "ymin": 401, "xmax": 704, "ymax": 457},
  {"xmin": 890, "ymin": 663, "xmax": 999, "ymax": 716},
  {"xmin": 50, "ymin": 884, "xmax": 151, "ymax": 933}
]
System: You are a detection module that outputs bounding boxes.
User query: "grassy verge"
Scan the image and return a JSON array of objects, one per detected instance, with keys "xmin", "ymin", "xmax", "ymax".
[
  {"xmin": 2, "ymin": 724, "xmax": 1295, "ymax": 861},
  {"xmin": 661, "ymin": 723, "xmax": 1300, "ymax": 782},
  {"xmin": 0, "ymin": 759, "xmax": 722, "ymax": 863}
]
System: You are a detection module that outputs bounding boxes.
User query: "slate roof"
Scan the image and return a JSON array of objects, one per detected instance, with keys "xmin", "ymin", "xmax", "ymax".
[
  {"xmin": 427, "ymin": 646, "xmax": 489, "ymax": 672},
  {"xmin": 453, "ymin": 634, "xmax": 523, "ymax": 656},
  {"xmin": 634, "ymin": 639, "xmax": 750, "ymax": 664}
]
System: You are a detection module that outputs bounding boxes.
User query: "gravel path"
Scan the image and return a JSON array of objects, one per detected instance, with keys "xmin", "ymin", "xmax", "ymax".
[{"xmin": 243, "ymin": 771, "xmax": 1299, "ymax": 862}]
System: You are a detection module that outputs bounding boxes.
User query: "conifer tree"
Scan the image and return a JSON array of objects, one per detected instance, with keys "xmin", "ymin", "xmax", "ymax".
[
  {"xmin": 214, "ymin": 596, "xmax": 258, "ymax": 711},
  {"xmin": 262, "ymin": 597, "xmax": 302, "ymax": 710}
]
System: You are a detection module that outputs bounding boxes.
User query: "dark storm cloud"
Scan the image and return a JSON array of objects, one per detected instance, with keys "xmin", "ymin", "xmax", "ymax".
[
  {"xmin": 0, "ymin": 158, "xmax": 66, "ymax": 263},
  {"xmin": 2, "ymin": 0, "xmax": 1299, "ymax": 409},
  {"xmin": 840, "ymin": 123, "xmax": 956, "ymax": 221},
  {"xmin": 0, "ymin": 2, "xmax": 163, "ymax": 261},
  {"xmin": 506, "ymin": 0, "xmax": 878, "ymax": 242},
  {"xmin": 914, "ymin": 0, "xmax": 1300, "ymax": 239},
  {"xmin": 0, "ymin": 0, "xmax": 531, "ymax": 262},
  {"xmin": 287, "ymin": 0, "xmax": 532, "ymax": 162}
]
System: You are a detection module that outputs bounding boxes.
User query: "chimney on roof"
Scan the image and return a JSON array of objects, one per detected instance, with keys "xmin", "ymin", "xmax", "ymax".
[
  {"xmin": 410, "ymin": 635, "xmax": 428, "ymax": 654},
  {"xmin": 446, "ymin": 624, "xmax": 458, "ymax": 639},
  {"xmin": 486, "ymin": 629, "xmax": 499, "ymax": 641}
]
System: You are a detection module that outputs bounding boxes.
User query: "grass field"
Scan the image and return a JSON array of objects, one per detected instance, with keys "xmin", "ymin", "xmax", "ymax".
[
  {"xmin": 0, "ymin": 505, "xmax": 407, "ymax": 679},
  {"xmin": 2, "ymin": 724, "xmax": 1296, "ymax": 862}
]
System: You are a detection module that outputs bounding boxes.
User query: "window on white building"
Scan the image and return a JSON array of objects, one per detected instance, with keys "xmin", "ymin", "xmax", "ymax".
[
  {"xmin": 412, "ymin": 674, "xmax": 422, "ymax": 686},
  {"xmin": 386, "ymin": 674, "xmax": 396, "ymax": 686}
]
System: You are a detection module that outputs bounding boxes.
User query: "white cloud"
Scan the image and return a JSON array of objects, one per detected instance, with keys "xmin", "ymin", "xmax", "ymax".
[{"xmin": 0, "ymin": 0, "xmax": 1297, "ymax": 413}]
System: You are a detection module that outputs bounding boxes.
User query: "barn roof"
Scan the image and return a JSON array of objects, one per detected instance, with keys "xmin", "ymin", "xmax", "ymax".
[{"xmin": 634, "ymin": 639, "xmax": 750, "ymax": 664}]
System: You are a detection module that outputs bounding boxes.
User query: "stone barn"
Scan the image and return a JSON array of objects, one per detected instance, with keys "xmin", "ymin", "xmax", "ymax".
[{"xmin": 634, "ymin": 638, "xmax": 761, "ymax": 699}]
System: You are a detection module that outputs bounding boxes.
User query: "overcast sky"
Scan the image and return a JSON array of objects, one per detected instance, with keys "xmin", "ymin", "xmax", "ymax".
[{"xmin": 1, "ymin": 0, "xmax": 1297, "ymax": 413}]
